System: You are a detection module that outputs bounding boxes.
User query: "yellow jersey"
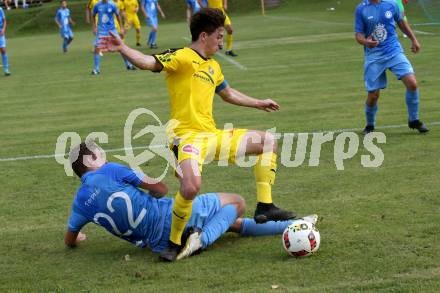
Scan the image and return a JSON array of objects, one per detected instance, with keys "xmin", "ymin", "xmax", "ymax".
[
  {"xmin": 154, "ymin": 48, "xmax": 226, "ymax": 135},
  {"xmin": 88, "ymin": 0, "xmax": 99, "ymax": 10},
  {"xmin": 123, "ymin": 0, "xmax": 139, "ymax": 17},
  {"xmin": 207, "ymin": 0, "xmax": 224, "ymax": 10}
]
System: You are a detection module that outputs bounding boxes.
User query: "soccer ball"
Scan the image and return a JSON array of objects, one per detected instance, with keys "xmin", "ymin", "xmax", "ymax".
[{"xmin": 282, "ymin": 219, "xmax": 320, "ymax": 257}]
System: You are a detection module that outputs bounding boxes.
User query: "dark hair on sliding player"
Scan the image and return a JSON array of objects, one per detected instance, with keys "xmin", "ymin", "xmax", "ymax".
[
  {"xmin": 69, "ymin": 141, "xmax": 100, "ymax": 178},
  {"xmin": 190, "ymin": 8, "xmax": 225, "ymax": 42}
]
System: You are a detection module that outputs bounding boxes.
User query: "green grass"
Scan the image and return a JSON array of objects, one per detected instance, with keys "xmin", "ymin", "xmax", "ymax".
[{"xmin": 1, "ymin": 1, "xmax": 440, "ymax": 292}]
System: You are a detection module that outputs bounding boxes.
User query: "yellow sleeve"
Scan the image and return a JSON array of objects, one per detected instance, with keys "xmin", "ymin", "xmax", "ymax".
[
  {"xmin": 153, "ymin": 49, "xmax": 185, "ymax": 73},
  {"xmin": 216, "ymin": 63, "xmax": 225, "ymax": 86}
]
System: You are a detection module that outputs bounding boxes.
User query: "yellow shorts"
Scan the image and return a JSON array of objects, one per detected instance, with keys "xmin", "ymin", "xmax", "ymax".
[
  {"xmin": 125, "ymin": 14, "xmax": 141, "ymax": 30},
  {"xmin": 171, "ymin": 129, "xmax": 247, "ymax": 171}
]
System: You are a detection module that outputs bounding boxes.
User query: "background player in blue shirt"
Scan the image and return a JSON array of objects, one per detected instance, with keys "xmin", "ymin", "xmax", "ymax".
[
  {"xmin": 64, "ymin": 141, "xmax": 311, "ymax": 260},
  {"xmin": 55, "ymin": 0, "xmax": 75, "ymax": 53},
  {"xmin": 186, "ymin": 0, "xmax": 201, "ymax": 23},
  {"xmin": 0, "ymin": 7, "xmax": 10, "ymax": 76},
  {"xmin": 92, "ymin": 0, "xmax": 135, "ymax": 74},
  {"xmin": 140, "ymin": 0, "xmax": 165, "ymax": 49},
  {"xmin": 354, "ymin": 0, "xmax": 428, "ymax": 134}
]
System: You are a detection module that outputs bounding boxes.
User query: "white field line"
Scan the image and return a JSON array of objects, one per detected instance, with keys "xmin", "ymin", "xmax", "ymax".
[
  {"xmin": 1, "ymin": 122, "xmax": 439, "ymax": 163},
  {"xmin": 414, "ymin": 30, "xmax": 436, "ymax": 35},
  {"xmin": 181, "ymin": 36, "xmax": 247, "ymax": 70}
]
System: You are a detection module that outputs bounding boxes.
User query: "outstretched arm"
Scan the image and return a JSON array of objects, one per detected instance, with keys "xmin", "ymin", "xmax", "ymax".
[
  {"xmin": 218, "ymin": 86, "xmax": 280, "ymax": 112},
  {"xmin": 157, "ymin": 3, "xmax": 165, "ymax": 18},
  {"xmin": 398, "ymin": 20, "xmax": 420, "ymax": 53},
  {"xmin": 64, "ymin": 231, "xmax": 87, "ymax": 248},
  {"xmin": 138, "ymin": 177, "xmax": 168, "ymax": 198},
  {"xmin": 97, "ymin": 31, "xmax": 162, "ymax": 71}
]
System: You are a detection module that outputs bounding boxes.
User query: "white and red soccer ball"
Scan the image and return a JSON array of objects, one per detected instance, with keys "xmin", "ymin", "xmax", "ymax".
[{"xmin": 282, "ymin": 219, "xmax": 320, "ymax": 257}]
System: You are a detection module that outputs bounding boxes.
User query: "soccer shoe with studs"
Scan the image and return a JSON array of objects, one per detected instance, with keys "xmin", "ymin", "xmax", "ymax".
[
  {"xmin": 225, "ymin": 50, "xmax": 238, "ymax": 57},
  {"xmin": 136, "ymin": 42, "xmax": 141, "ymax": 47},
  {"xmin": 254, "ymin": 203, "xmax": 296, "ymax": 224},
  {"xmin": 408, "ymin": 120, "xmax": 429, "ymax": 133},
  {"xmin": 126, "ymin": 64, "xmax": 137, "ymax": 71},
  {"xmin": 177, "ymin": 228, "xmax": 203, "ymax": 261},
  {"xmin": 4, "ymin": 71, "xmax": 10, "ymax": 76},
  {"xmin": 91, "ymin": 69, "xmax": 100, "ymax": 75},
  {"xmin": 362, "ymin": 125, "xmax": 375, "ymax": 135},
  {"xmin": 159, "ymin": 241, "xmax": 181, "ymax": 262}
]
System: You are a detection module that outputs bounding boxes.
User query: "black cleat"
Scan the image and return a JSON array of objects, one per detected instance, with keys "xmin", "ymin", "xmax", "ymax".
[
  {"xmin": 408, "ymin": 120, "xmax": 429, "ymax": 133},
  {"xmin": 4, "ymin": 71, "xmax": 10, "ymax": 76},
  {"xmin": 225, "ymin": 50, "xmax": 238, "ymax": 57},
  {"xmin": 254, "ymin": 202, "xmax": 296, "ymax": 224},
  {"xmin": 136, "ymin": 42, "xmax": 141, "ymax": 47},
  {"xmin": 159, "ymin": 241, "xmax": 181, "ymax": 262},
  {"xmin": 362, "ymin": 125, "xmax": 375, "ymax": 135}
]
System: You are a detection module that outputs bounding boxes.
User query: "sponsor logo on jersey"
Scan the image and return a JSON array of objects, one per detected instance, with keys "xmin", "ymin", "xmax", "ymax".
[
  {"xmin": 372, "ymin": 23, "xmax": 387, "ymax": 42},
  {"xmin": 385, "ymin": 10, "xmax": 392, "ymax": 19},
  {"xmin": 182, "ymin": 144, "xmax": 200, "ymax": 155}
]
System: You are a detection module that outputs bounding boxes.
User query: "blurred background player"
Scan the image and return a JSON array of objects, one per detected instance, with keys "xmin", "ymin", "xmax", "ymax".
[
  {"xmin": 55, "ymin": 0, "xmax": 75, "ymax": 53},
  {"xmin": 186, "ymin": 0, "xmax": 201, "ymax": 23},
  {"xmin": 355, "ymin": 0, "xmax": 428, "ymax": 134},
  {"xmin": 207, "ymin": 0, "xmax": 237, "ymax": 57},
  {"xmin": 113, "ymin": 0, "xmax": 126, "ymax": 38},
  {"xmin": 397, "ymin": 0, "xmax": 409, "ymax": 37},
  {"xmin": 140, "ymin": 0, "xmax": 165, "ymax": 49},
  {"xmin": 0, "ymin": 6, "xmax": 10, "ymax": 76},
  {"xmin": 65, "ymin": 141, "xmax": 312, "ymax": 260},
  {"xmin": 123, "ymin": 0, "xmax": 142, "ymax": 46},
  {"xmin": 86, "ymin": 0, "xmax": 99, "ymax": 25},
  {"xmin": 91, "ymin": 0, "xmax": 135, "ymax": 74}
]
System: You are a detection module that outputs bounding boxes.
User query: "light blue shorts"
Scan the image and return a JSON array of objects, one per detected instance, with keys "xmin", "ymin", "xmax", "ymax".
[
  {"xmin": 146, "ymin": 16, "xmax": 158, "ymax": 28},
  {"xmin": 364, "ymin": 53, "xmax": 414, "ymax": 92},
  {"xmin": 94, "ymin": 29, "xmax": 119, "ymax": 47},
  {"xmin": 60, "ymin": 27, "xmax": 73, "ymax": 39},
  {"xmin": 0, "ymin": 35, "xmax": 6, "ymax": 48}
]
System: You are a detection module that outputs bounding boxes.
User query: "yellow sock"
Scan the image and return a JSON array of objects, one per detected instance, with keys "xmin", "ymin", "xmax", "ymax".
[
  {"xmin": 254, "ymin": 152, "xmax": 277, "ymax": 204},
  {"xmin": 170, "ymin": 191, "xmax": 193, "ymax": 245},
  {"xmin": 226, "ymin": 34, "xmax": 233, "ymax": 51},
  {"xmin": 136, "ymin": 31, "xmax": 141, "ymax": 43}
]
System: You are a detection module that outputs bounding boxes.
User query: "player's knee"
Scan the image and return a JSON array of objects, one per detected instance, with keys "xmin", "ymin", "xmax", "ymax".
[
  {"xmin": 182, "ymin": 182, "xmax": 200, "ymax": 199},
  {"xmin": 407, "ymin": 80, "xmax": 418, "ymax": 91},
  {"xmin": 231, "ymin": 194, "xmax": 246, "ymax": 216}
]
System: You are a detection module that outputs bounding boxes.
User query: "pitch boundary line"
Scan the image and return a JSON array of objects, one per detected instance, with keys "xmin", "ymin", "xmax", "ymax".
[{"xmin": 1, "ymin": 122, "xmax": 439, "ymax": 163}]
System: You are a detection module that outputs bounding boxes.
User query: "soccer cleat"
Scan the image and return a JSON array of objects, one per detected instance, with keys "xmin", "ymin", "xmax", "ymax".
[
  {"xmin": 149, "ymin": 43, "xmax": 158, "ymax": 49},
  {"xmin": 408, "ymin": 120, "xmax": 429, "ymax": 133},
  {"xmin": 301, "ymin": 214, "xmax": 319, "ymax": 225},
  {"xmin": 159, "ymin": 241, "xmax": 181, "ymax": 262},
  {"xmin": 126, "ymin": 64, "xmax": 137, "ymax": 71},
  {"xmin": 362, "ymin": 125, "xmax": 375, "ymax": 135},
  {"xmin": 4, "ymin": 71, "xmax": 10, "ymax": 76},
  {"xmin": 254, "ymin": 203, "xmax": 296, "ymax": 224},
  {"xmin": 176, "ymin": 228, "xmax": 203, "ymax": 261},
  {"xmin": 91, "ymin": 69, "xmax": 100, "ymax": 75},
  {"xmin": 136, "ymin": 42, "xmax": 141, "ymax": 47},
  {"xmin": 225, "ymin": 50, "xmax": 238, "ymax": 57}
]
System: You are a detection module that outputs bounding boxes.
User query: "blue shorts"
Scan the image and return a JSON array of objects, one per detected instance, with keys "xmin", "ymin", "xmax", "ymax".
[
  {"xmin": 0, "ymin": 35, "xmax": 6, "ymax": 48},
  {"xmin": 60, "ymin": 27, "xmax": 73, "ymax": 39},
  {"xmin": 154, "ymin": 193, "xmax": 221, "ymax": 252},
  {"xmin": 146, "ymin": 17, "xmax": 158, "ymax": 28},
  {"xmin": 94, "ymin": 29, "xmax": 119, "ymax": 47},
  {"xmin": 364, "ymin": 53, "xmax": 414, "ymax": 92}
]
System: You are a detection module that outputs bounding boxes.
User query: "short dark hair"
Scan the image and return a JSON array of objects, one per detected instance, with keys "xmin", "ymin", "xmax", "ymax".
[
  {"xmin": 190, "ymin": 8, "xmax": 225, "ymax": 42},
  {"xmin": 69, "ymin": 141, "xmax": 99, "ymax": 178}
]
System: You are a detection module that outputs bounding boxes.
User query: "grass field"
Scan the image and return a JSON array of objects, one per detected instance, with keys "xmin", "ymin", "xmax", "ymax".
[{"xmin": 1, "ymin": 1, "xmax": 440, "ymax": 292}]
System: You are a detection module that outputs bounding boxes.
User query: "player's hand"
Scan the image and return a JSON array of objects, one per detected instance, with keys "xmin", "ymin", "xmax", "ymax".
[
  {"xmin": 97, "ymin": 31, "xmax": 123, "ymax": 52},
  {"xmin": 256, "ymin": 99, "xmax": 280, "ymax": 112},
  {"xmin": 365, "ymin": 36, "xmax": 379, "ymax": 48},
  {"xmin": 76, "ymin": 232, "xmax": 87, "ymax": 244},
  {"xmin": 161, "ymin": 13, "xmax": 166, "ymax": 19},
  {"xmin": 411, "ymin": 39, "xmax": 421, "ymax": 53}
]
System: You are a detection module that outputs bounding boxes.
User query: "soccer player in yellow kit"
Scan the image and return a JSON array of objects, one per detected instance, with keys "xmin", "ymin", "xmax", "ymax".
[
  {"xmin": 123, "ymin": 0, "xmax": 142, "ymax": 46},
  {"xmin": 97, "ymin": 8, "xmax": 294, "ymax": 261},
  {"xmin": 207, "ymin": 0, "xmax": 237, "ymax": 56}
]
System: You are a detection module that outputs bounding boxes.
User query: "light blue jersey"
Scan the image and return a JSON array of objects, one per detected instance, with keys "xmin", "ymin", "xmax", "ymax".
[
  {"xmin": 355, "ymin": 0, "xmax": 404, "ymax": 61},
  {"xmin": 67, "ymin": 163, "xmax": 173, "ymax": 252},
  {"xmin": 93, "ymin": 1, "xmax": 119, "ymax": 33},
  {"xmin": 56, "ymin": 8, "xmax": 73, "ymax": 39},
  {"xmin": 142, "ymin": 0, "xmax": 158, "ymax": 17},
  {"xmin": 0, "ymin": 7, "xmax": 5, "ymax": 30},
  {"xmin": 187, "ymin": 0, "xmax": 200, "ymax": 14}
]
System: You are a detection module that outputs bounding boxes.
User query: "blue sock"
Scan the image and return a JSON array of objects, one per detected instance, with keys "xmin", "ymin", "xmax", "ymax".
[
  {"xmin": 148, "ymin": 31, "xmax": 153, "ymax": 45},
  {"xmin": 93, "ymin": 53, "xmax": 101, "ymax": 71},
  {"xmin": 240, "ymin": 218, "xmax": 293, "ymax": 237},
  {"xmin": 151, "ymin": 31, "xmax": 157, "ymax": 44},
  {"xmin": 200, "ymin": 204, "xmax": 237, "ymax": 249},
  {"xmin": 121, "ymin": 54, "xmax": 131, "ymax": 67},
  {"xmin": 62, "ymin": 38, "xmax": 68, "ymax": 52},
  {"xmin": 405, "ymin": 89, "xmax": 420, "ymax": 122},
  {"xmin": 365, "ymin": 103, "xmax": 378, "ymax": 127},
  {"xmin": 1, "ymin": 52, "xmax": 9, "ymax": 73}
]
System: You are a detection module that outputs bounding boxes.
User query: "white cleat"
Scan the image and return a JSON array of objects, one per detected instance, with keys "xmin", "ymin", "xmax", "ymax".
[
  {"xmin": 176, "ymin": 230, "xmax": 203, "ymax": 261},
  {"xmin": 301, "ymin": 214, "xmax": 319, "ymax": 225}
]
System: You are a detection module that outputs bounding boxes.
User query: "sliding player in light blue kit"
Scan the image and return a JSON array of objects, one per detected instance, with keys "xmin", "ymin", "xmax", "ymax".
[
  {"xmin": 0, "ymin": 6, "xmax": 10, "ymax": 76},
  {"xmin": 355, "ymin": 0, "xmax": 428, "ymax": 134},
  {"xmin": 55, "ymin": 0, "xmax": 75, "ymax": 53},
  {"xmin": 91, "ymin": 0, "xmax": 135, "ymax": 74},
  {"xmin": 64, "ymin": 141, "xmax": 318, "ymax": 260}
]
